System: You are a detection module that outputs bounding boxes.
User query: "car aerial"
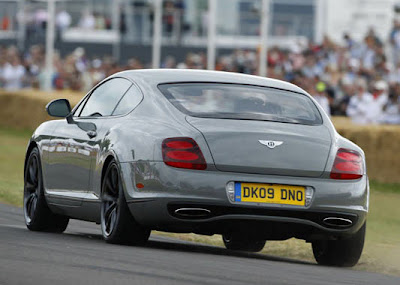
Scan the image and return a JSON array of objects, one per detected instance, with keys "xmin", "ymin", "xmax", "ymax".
[{"xmin": 23, "ymin": 69, "xmax": 368, "ymax": 267}]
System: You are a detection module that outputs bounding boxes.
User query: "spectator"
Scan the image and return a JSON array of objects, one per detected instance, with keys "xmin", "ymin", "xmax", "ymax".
[
  {"xmin": 162, "ymin": 56, "xmax": 177, "ymax": 68},
  {"xmin": 163, "ymin": 1, "xmax": 175, "ymax": 36},
  {"xmin": 312, "ymin": 82, "xmax": 330, "ymax": 116},
  {"xmin": 81, "ymin": 58, "xmax": 105, "ymax": 92},
  {"xmin": 24, "ymin": 45, "xmax": 44, "ymax": 88},
  {"xmin": 336, "ymin": 78, "xmax": 356, "ymax": 116},
  {"xmin": 370, "ymin": 80, "xmax": 389, "ymax": 123},
  {"xmin": 1, "ymin": 16, "xmax": 10, "ymax": 30},
  {"xmin": 1, "ymin": 53, "xmax": 25, "ymax": 90},
  {"xmin": 390, "ymin": 19, "xmax": 400, "ymax": 66},
  {"xmin": 343, "ymin": 33, "xmax": 355, "ymax": 49},
  {"xmin": 79, "ymin": 10, "xmax": 95, "ymax": 30},
  {"xmin": 346, "ymin": 79, "xmax": 374, "ymax": 124},
  {"xmin": 360, "ymin": 35, "xmax": 376, "ymax": 77},
  {"xmin": 56, "ymin": 10, "xmax": 71, "ymax": 32},
  {"xmin": 126, "ymin": 58, "xmax": 144, "ymax": 70},
  {"xmin": 34, "ymin": 9, "xmax": 48, "ymax": 36},
  {"xmin": 342, "ymin": 58, "xmax": 360, "ymax": 85},
  {"xmin": 381, "ymin": 84, "xmax": 400, "ymax": 124}
]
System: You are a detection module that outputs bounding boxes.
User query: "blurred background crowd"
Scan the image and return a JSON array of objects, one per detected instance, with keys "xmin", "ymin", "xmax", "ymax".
[
  {"xmin": 1, "ymin": 0, "xmax": 400, "ymax": 125},
  {"xmin": 2, "ymin": 30, "xmax": 400, "ymax": 124}
]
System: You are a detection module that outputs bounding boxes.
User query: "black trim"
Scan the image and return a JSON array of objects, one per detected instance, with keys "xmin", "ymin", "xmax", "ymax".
[
  {"xmin": 127, "ymin": 198, "xmax": 156, "ymax": 204},
  {"xmin": 167, "ymin": 203, "xmax": 358, "ymax": 230}
]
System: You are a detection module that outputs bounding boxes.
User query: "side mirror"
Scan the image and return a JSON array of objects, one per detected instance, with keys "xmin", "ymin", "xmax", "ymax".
[{"xmin": 46, "ymin": 99, "xmax": 71, "ymax": 118}]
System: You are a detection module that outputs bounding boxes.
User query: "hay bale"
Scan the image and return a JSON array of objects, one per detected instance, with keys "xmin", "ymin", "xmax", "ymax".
[{"xmin": 0, "ymin": 89, "xmax": 82, "ymax": 130}]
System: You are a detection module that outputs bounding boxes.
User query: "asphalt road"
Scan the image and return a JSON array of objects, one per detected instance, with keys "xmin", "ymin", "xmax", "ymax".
[{"xmin": 0, "ymin": 203, "xmax": 399, "ymax": 285}]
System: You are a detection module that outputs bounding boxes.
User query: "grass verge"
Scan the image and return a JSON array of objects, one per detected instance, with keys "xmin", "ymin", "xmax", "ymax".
[
  {"xmin": 0, "ymin": 127, "xmax": 31, "ymax": 207},
  {"xmin": 0, "ymin": 127, "xmax": 399, "ymax": 276}
]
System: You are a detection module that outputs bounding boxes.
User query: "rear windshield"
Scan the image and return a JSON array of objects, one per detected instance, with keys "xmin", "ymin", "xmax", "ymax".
[{"xmin": 158, "ymin": 83, "xmax": 322, "ymax": 125}]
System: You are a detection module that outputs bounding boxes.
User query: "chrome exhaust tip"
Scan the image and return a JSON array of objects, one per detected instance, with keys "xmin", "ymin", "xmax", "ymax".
[
  {"xmin": 174, "ymin": 208, "xmax": 211, "ymax": 218},
  {"xmin": 323, "ymin": 217, "xmax": 353, "ymax": 228}
]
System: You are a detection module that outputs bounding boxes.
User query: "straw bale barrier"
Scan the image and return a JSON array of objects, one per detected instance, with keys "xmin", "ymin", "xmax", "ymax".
[
  {"xmin": 1, "ymin": 90, "xmax": 399, "ymax": 183},
  {"xmin": 0, "ymin": 89, "xmax": 82, "ymax": 130}
]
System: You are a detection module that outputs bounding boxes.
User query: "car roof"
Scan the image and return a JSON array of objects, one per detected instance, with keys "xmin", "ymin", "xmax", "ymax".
[{"xmin": 115, "ymin": 69, "xmax": 306, "ymax": 94}]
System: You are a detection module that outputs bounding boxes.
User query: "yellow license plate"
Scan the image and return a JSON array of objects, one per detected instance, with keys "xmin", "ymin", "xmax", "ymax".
[{"xmin": 234, "ymin": 182, "xmax": 306, "ymax": 206}]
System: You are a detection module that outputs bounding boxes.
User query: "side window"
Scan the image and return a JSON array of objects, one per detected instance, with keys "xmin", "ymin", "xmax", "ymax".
[
  {"xmin": 79, "ymin": 78, "xmax": 132, "ymax": 117},
  {"xmin": 112, "ymin": 84, "xmax": 143, "ymax": 116}
]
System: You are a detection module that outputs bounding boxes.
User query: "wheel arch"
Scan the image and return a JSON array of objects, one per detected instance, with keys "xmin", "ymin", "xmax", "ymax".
[
  {"xmin": 101, "ymin": 155, "xmax": 116, "ymax": 192},
  {"xmin": 24, "ymin": 141, "xmax": 38, "ymax": 176}
]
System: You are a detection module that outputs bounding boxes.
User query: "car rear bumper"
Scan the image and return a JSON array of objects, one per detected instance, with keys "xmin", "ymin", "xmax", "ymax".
[{"xmin": 120, "ymin": 161, "xmax": 369, "ymax": 239}]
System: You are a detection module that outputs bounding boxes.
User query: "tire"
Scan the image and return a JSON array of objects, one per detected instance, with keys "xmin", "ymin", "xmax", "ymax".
[
  {"xmin": 222, "ymin": 233, "xmax": 266, "ymax": 252},
  {"xmin": 100, "ymin": 160, "xmax": 150, "ymax": 245},
  {"xmin": 312, "ymin": 222, "xmax": 366, "ymax": 267},
  {"xmin": 23, "ymin": 147, "xmax": 69, "ymax": 232}
]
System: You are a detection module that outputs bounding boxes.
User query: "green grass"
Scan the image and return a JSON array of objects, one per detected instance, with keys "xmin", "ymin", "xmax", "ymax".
[
  {"xmin": 369, "ymin": 180, "xmax": 400, "ymax": 194},
  {"xmin": 0, "ymin": 127, "xmax": 399, "ymax": 276},
  {"xmin": 0, "ymin": 127, "xmax": 32, "ymax": 207}
]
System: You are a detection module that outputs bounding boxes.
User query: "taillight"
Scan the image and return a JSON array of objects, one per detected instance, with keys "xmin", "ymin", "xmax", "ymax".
[
  {"xmin": 330, "ymin": 148, "xmax": 363, "ymax": 180},
  {"xmin": 162, "ymin": 137, "xmax": 207, "ymax": 170}
]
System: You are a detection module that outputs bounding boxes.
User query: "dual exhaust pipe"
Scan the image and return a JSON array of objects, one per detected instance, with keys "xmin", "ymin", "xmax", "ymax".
[{"xmin": 174, "ymin": 208, "xmax": 353, "ymax": 228}]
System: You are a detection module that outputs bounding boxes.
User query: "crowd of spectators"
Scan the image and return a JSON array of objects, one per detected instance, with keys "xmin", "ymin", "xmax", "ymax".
[{"xmin": 1, "ymin": 28, "xmax": 400, "ymax": 124}]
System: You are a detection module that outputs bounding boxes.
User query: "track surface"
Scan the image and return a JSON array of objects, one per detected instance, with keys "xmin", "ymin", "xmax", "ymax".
[{"xmin": 0, "ymin": 203, "xmax": 399, "ymax": 285}]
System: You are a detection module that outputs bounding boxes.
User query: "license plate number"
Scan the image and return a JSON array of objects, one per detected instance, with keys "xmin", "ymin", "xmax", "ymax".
[{"xmin": 234, "ymin": 182, "xmax": 305, "ymax": 206}]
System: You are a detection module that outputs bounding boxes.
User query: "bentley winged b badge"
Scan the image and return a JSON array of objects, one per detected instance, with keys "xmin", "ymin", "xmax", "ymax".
[{"xmin": 259, "ymin": 140, "xmax": 283, "ymax": 149}]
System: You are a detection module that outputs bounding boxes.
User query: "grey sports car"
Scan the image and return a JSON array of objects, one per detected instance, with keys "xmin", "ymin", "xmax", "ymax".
[{"xmin": 23, "ymin": 69, "xmax": 368, "ymax": 267}]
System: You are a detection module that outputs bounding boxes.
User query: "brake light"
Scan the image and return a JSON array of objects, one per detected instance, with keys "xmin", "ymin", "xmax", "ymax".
[
  {"xmin": 162, "ymin": 137, "xmax": 207, "ymax": 170},
  {"xmin": 330, "ymin": 148, "xmax": 363, "ymax": 180}
]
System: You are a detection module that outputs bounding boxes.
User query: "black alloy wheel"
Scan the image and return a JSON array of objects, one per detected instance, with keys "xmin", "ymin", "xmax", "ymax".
[
  {"xmin": 23, "ymin": 147, "xmax": 69, "ymax": 232},
  {"xmin": 24, "ymin": 152, "xmax": 40, "ymax": 225},
  {"xmin": 101, "ymin": 163, "xmax": 120, "ymax": 237},
  {"xmin": 101, "ymin": 160, "xmax": 150, "ymax": 245}
]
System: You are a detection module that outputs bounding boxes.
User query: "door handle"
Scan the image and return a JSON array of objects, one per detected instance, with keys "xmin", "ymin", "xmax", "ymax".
[{"xmin": 87, "ymin": 130, "xmax": 97, "ymax": 138}]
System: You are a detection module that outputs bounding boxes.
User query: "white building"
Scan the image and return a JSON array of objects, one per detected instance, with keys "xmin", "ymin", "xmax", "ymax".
[{"xmin": 318, "ymin": 0, "xmax": 398, "ymax": 44}]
